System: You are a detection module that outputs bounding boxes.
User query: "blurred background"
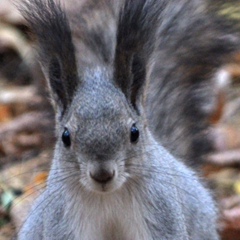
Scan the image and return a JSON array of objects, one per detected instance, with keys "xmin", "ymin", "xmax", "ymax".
[{"xmin": 0, "ymin": 0, "xmax": 240, "ymax": 239}]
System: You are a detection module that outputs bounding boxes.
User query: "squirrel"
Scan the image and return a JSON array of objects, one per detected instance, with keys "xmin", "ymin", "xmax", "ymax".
[{"xmin": 17, "ymin": 0, "xmax": 239, "ymax": 239}]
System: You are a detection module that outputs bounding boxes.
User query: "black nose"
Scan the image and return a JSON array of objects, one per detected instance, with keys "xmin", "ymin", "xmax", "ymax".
[{"xmin": 90, "ymin": 169, "xmax": 115, "ymax": 184}]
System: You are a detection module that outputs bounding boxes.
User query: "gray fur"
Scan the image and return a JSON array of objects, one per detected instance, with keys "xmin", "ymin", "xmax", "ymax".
[{"xmin": 17, "ymin": 0, "xmax": 239, "ymax": 239}]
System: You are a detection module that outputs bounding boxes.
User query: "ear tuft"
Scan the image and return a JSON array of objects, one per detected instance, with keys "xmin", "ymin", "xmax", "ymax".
[
  {"xmin": 114, "ymin": 0, "xmax": 161, "ymax": 112},
  {"xmin": 19, "ymin": 0, "xmax": 79, "ymax": 115}
]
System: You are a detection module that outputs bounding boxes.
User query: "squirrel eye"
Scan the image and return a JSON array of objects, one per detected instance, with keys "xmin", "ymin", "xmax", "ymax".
[
  {"xmin": 130, "ymin": 124, "xmax": 139, "ymax": 143},
  {"xmin": 62, "ymin": 128, "xmax": 71, "ymax": 147}
]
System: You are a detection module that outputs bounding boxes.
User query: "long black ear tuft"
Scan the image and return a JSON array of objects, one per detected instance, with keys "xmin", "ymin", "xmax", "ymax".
[
  {"xmin": 19, "ymin": 0, "xmax": 78, "ymax": 115},
  {"xmin": 114, "ymin": 0, "xmax": 163, "ymax": 113}
]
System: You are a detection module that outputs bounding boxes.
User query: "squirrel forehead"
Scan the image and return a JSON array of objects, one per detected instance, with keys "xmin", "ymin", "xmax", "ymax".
[
  {"xmin": 71, "ymin": 79, "xmax": 132, "ymax": 120},
  {"xmin": 74, "ymin": 100, "xmax": 128, "ymax": 122}
]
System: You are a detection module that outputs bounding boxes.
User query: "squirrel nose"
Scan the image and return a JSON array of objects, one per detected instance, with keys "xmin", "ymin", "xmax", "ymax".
[{"xmin": 90, "ymin": 169, "xmax": 115, "ymax": 184}]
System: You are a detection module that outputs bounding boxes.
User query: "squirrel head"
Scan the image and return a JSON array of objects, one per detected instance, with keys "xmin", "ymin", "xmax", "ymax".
[{"xmin": 20, "ymin": 0, "xmax": 159, "ymax": 193}]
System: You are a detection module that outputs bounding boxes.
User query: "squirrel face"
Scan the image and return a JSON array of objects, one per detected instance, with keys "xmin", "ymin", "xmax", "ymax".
[{"xmin": 54, "ymin": 67, "xmax": 142, "ymax": 193}]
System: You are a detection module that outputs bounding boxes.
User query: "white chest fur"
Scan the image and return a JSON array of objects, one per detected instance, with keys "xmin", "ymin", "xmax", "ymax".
[{"xmin": 66, "ymin": 187, "xmax": 153, "ymax": 240}]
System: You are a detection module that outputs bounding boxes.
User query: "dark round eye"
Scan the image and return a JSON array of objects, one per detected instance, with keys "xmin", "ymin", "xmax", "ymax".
[
  {"xmin": 62, "ymin": 128, "xmax": 71, "ymax": 147},
  {"xmin": 130, "ymin": 124, "xmax": 139, "ymax": 143}
]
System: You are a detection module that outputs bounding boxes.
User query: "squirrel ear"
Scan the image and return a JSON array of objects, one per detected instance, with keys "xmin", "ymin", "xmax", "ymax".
[
  {"xmin": 44, "ymin": 52, "xmax": 78, "ymax": 117},
  {"xmin": 45, "ymin": 56, "xmax": 68, "ymax": 114},
  {"xmin": 130, "ymin": 55, "xmax": 146, "ymax": 112},
  {"xmin": 44, "ymin": 54, "xmax": 78, "ymax": 117},
  {"xmin": 115, "ymin": 54, "xmax": 146, "ymax": 113},
  {"xmin": 19, "ymin": 0, "xmax": 79, "ymax": 116},
  {"xmin": 114, "ymin": 51, "xmax": 134, "ymax": 100},
  {"xmin": 114, "ymin": 52, "xmax": 146, "ymax": 113},
  {"xmin": 114, "ymin": 0, "xmax": 158, "ymax": 113}
]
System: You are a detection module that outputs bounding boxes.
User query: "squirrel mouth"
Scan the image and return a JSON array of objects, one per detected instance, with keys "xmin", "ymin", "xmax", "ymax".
[{"xmin": 88, "ymin": 182, "xmax": 116, "ymax": 194}]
